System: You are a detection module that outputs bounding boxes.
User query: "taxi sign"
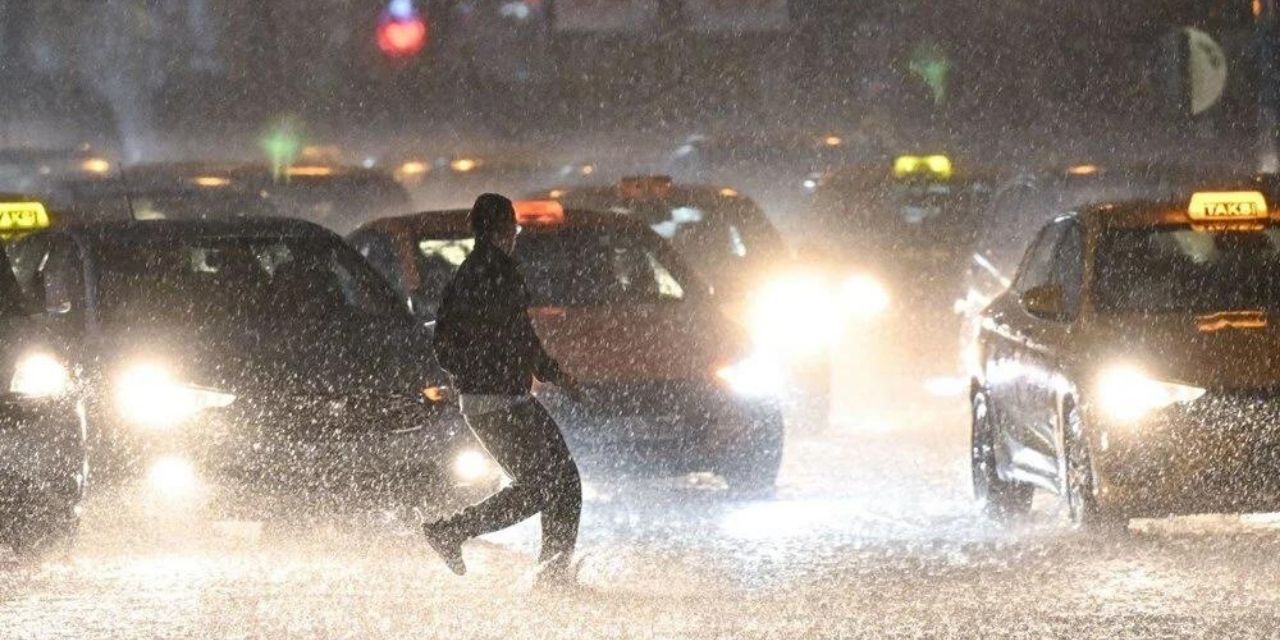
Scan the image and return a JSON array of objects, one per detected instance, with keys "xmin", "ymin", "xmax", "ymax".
[
  {"xmin": 513, "ymin": 200, "xmax": 565, "ymax": 225},
  {"xmin": 619, "ymin": 175, "xmax": 673, "ymax": 200},
  {"xmin": 892, "ymin": 154, "xmax": 953, "ymax": 180},
  {"xmin": 0, "ymin": 201, "xmax": 50, "ymax": 236},
  {"xmin": 1187, "ymin": 191, "xmax": 1269, "ymax": 220}
]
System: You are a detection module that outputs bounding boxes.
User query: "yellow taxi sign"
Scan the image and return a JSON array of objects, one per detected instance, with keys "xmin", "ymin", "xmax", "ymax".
[
  {"xmin": 0, "ymin": 201, "xmax": 50, "ymax": 235},
  {"xmin": 1187, "ymin": 191, "xmax": 1269, "ymax": 220},
  {"xmin": 893, "ymin": 154, "xmax": 952, "ymax": 180}
]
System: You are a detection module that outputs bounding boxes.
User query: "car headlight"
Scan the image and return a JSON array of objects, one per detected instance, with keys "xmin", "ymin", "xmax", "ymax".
[
  {"xmin": 1095, "ymin": 365, "xmax": 1206, "ymax": 422},
  {"xmin": 115, "ymin": 362, "xmax": 236, "ymax": 430},
  {"xmin": 749, "ymin": 273, "xmax": 841, "ymax": 357},
  {"xmin": 716, "ymin": 356, "xmax": 785, "ymax": 397},
  {"xmin": 9, "ymin": 352, "xmax": 71, "ymax": 398},
  {"xmin": 840, "ymin": 274, "xmax": 889, "ymax": 317},
  {"xmin": 452, "ymin": 448, "xmax": 494, "ymax": 483}
]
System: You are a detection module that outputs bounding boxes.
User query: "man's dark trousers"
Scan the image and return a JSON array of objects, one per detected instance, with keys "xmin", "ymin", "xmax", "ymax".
[{"xmin": 446, "ymin": 398, "xmax": 581, "ymax": 573}]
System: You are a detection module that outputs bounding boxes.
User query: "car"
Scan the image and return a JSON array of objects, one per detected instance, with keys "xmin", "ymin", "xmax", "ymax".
[
  {"xmin": 527, "ymin": 176, "xmax": 872, "ymax": 431},
  {"xmin": 807, "ymin": 154, "xmax": 997, "ymax": 313},
  {"xmin": 0, "ymin": 213, "xmax": 86, "ymax": 558},
  {"xmin": 349, "ymin": 201, "xmax": 786, "ymax": 493},
  {"xmin": 970, "ymin": 188, "xmax": 1280, "ymax": 530},
  {"xmin": 4, "ymin": 217, "xmax": 496, "ymax": 520},
  {"xmin": 958, "ymin": 162, "xmax": 1247, "ymax": 375},
  {"xmin": 51, "ymin": 162, "xmax": 410, "ymax": 233}
]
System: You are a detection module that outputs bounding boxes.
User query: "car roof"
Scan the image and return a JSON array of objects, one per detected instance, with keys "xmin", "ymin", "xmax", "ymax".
[
  {"xmin": 1074, "ymin": 194, "xmax": 1280, "ymax": 229},
  {"xmin": 44, "ymin": 216, "xmax": 335, "ymax": 242},
  {"xmin": 355, "ymin": 207, "xmax": 654, "ymax": 238}
]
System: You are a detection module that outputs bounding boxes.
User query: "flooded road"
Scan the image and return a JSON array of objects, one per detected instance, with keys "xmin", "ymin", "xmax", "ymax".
[{"xmin": 3, "ymin": 391, "xmax": 1280, "ymax": 638}]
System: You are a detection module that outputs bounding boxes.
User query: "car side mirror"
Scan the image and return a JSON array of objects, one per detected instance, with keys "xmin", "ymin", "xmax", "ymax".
[{"xmin": 1021, "ymin": 284, "xmax": 1066, "ymax": 320}]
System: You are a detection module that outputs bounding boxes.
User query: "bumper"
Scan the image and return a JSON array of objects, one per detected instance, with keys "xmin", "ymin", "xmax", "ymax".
[
  {"xmin": 1094, "ymin": 394, "xmax": 1280, "ymax": 517},
  {"xmin": 92, "ymin": 403, "xmax": 499, "ymax": 508},
  {"xmin": 538, "ymin": 385, "xmax": 783, "ymax": 478},
  {"xmin": 0, "ymin": 397, "xmax": 86, "ymax": 512}
]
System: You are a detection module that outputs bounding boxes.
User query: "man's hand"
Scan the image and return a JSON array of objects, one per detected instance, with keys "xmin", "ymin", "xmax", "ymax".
[{"xmin": 557, "ymin": 373, "xmax": 587, "ymax": 403}]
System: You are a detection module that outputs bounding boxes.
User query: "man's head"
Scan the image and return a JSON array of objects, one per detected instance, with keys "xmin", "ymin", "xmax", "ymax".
[{"xmin": 469, "ymin": 193, "xmax": 518, "ymax": 254}]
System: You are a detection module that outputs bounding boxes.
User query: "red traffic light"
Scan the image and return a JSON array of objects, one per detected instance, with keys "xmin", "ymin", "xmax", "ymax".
[{"xmin": 377, "ymin": 1, "xmax": 428, "ymax": 58}]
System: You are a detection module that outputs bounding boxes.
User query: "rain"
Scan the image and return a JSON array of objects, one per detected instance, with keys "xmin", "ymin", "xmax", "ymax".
[{"xmin": 1, "ymin": 2, "xmax": 1280, "ymax": 638}]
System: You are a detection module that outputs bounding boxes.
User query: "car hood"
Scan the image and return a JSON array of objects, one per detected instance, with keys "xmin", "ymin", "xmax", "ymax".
[
  {"xmin": 96, "ymin": 317, "xmax": 441, "ymax": 397},
  {"xmin": 1083, "ymin": 312, "xmax": 1280, "ymax": 389},
  {"xmin": 532, "ymin": 303, "xmax": 745, "ymax": 383}
]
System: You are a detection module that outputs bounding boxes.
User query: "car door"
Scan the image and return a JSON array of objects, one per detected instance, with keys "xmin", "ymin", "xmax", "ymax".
[
  {"xmin": 985, "ymin": 221, "xmax": 1063, "ymax": 486},
  {"xmin": 1006, "ymin": 219, "xmax": 1081, "ymax": 487}
]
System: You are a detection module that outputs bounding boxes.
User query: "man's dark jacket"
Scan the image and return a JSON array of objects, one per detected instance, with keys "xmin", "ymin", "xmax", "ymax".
[{"xmin": 432, "ymin": 241, "xmax": 565, "ymax": 395}]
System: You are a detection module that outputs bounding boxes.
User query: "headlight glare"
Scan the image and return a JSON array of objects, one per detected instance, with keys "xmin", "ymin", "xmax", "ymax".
[
  {"xmin": 452, "ymin": 449, "xmax": 492, "ymax": 482},
  {"xmin": 1096, "ymin": 365, "xmax": 1205, "ymax": 422},
  {"xmin": 749, "ymin": 273, "xmax": 840, "ymax": 357},
  {"xmin": 841, "ymin": 274, "xmax": 890, "ymax": 317},
  {"xmin": 115, "ymin": 362, "xmax": 235, "ymax": 430},
  {"xmin": 716, "ymin": 356, "xmax": 784, "ymax": 397},
  {"xmin": 9, "ymin": 352, "xmax": 70, "ymax": 398}
]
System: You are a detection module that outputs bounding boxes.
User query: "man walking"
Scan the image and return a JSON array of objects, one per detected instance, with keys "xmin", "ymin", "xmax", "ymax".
[{"xmin": 424, "ymin": 193, "xmax": 584, "ymax": 588}]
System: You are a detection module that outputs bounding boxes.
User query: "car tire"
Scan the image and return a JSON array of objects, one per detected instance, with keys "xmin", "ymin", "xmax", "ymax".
[
  {"xmin": 719, "ymin": 411, "xmax": 784, "ymax": 498},
  {"xmin": 1063, "ymin": 403, "xmax": 1128, "ymax": 534},
  {"xmin": 971, "ymin": 390, "xmax": 1032, "ymax": 521},
  {"xmin": 4, "ymin": 504, "xmax": 79, "ymax": 562}
]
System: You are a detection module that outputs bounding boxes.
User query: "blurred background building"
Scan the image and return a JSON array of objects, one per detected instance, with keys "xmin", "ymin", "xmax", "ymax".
[{"xmin": 0, "ymin": 0, "xmax": 1268, "ymax": 161}]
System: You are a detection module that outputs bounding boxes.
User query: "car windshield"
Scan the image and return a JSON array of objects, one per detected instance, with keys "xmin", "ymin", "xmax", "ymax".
[
  {"xmin": 815, "ymin": 173, "xmax": 987, "ymax": 248},
  {"xmin": 95, "ymin": 236, "xmax": 404, "ymax": 328},
  {"xmin": 1094, "ymin": 227, "xmax": 1280, "ymax": 314},
  {"xmin": 415, "ymin": 227, "xmax": 693, "ymax": 308},
  {"xmin": 558, "ymin": 192, "xmax": 787, "ymax": 284}
]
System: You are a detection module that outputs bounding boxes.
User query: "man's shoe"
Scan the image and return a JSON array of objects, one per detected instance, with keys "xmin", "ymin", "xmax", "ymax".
[{"xmin": 422, "ymin": 520, "xmax": 466, "ymax": 576}]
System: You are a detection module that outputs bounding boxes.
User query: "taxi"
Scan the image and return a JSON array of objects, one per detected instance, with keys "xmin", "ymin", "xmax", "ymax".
[
  {"xmin": 5, "ymin": 217, "xmax": 497, "ymax": 519},
  {"xmin": 971, "ymin": 189, "xmax": 1280, "ymax": 529},
  {"xmin": 349, "ymin": 201, "xmax": 786, "ymax": 492},
  {"xmin": 807, "ymin": 154, "xmax": 995, "ymax": 312},
  {"xmin": 0, "ymin": 220, "xmax": 86, "ymax": 558},
  {"xmin": 528, "ymin": 177, "xmax": 887, "ymax": 431}
]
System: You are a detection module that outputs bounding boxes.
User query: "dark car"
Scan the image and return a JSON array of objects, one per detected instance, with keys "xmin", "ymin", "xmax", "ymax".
[
  {"xmin": 350, "ymin": 202, "xmax": 785, "ymax": 492},
  {"xmin": 0, "ymin": 244, "xmax": 86, "ymax": 558},
  {"xmin": 807, "ymin": 154, "xmax": 997, "ymax": 312},
  {"xmin": 51, "ymin": 162, "xmax": 409, "ymax": 233},
  {"xmin": 0, "ymin": 147, "xmax": 114, "ymax": 197},
  {"xmin": 5, "ymin": 218, "xmax": 496, "ymax": 519},
  {"xmin": 971, "ymin": 189, "xmax": 1280, "ymax": 530}
]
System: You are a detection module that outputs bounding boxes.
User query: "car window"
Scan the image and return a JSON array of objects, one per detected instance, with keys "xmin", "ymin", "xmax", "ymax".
[
  {"xmin": 518, "ymin": 229, "xmax": 688, "ymax": 306},
  {"xmin": 352, "ymin": 231, "xmax": 406, "ymax": 295},
  {"xmin": 94, "ymin": 236, "xmax": 405, "ymax": 329},
  {"xmin": 1094, "ymin": 227, "xmax": 1280, "ymax": 314},
  {"xmin": 1051, "ymin": 223, "xmax": 1084, "ymax": 318},
  {"xmin": 1013, "ymin": 221, "xmax": 1065, "ymax": 295}
]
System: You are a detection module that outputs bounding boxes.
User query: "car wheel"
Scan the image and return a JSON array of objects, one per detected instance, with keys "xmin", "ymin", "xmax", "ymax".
[
  {"xmin": 971, "ymin": 390, "xmax": 1032, "ymax": 521},
  {"xmin": 720, "ymin": 412, "xmax": 784, "ymax": 498},
  {"xmin": 4, "ymin": 504, "xmax": 79, "ymax": 562},
  {"xmin": 1063, "ymin": 403, "xmax": 1128, "ymax": 534}
]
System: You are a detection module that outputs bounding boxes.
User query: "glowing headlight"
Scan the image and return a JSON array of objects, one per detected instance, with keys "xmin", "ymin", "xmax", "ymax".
[
  {"xmin": 749, "ymin": 274, "xmax": 841, "ymax": 357},
  {"xmin": 115, "ymin": 362, "xmax": 235, "ymax": 430},
  {"xmin": 9, "ymin": 352, "xmax": 70, "ymax": 397},
  {"xmin": 147, "ymin": 455, "xmax": 199, "ymax": 498},
  {"xmin": 1095, "ymin": 365, "xmax": 1206, "ymax": 422},
  {"xmin": 716, "ymin": 356, "xmax": 785, "ymax": 397},
  {"xmin": 840, "ymin": 274, "xmax": 889, "ymax": 317},
  {"xmin": 452, "ymin": 449, "xmax": 492, "ymax": 482}
]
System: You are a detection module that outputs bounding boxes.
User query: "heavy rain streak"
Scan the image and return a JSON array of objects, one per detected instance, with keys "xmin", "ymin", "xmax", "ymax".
[{"xmin": 5, "ymin": 2, "xmax": 1280, "ymax": 638}]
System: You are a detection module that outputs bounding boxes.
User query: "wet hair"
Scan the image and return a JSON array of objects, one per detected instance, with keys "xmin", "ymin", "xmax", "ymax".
[{"xmin": 469, "ymin": 193, "xmax": 515, "ymax": 240}]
